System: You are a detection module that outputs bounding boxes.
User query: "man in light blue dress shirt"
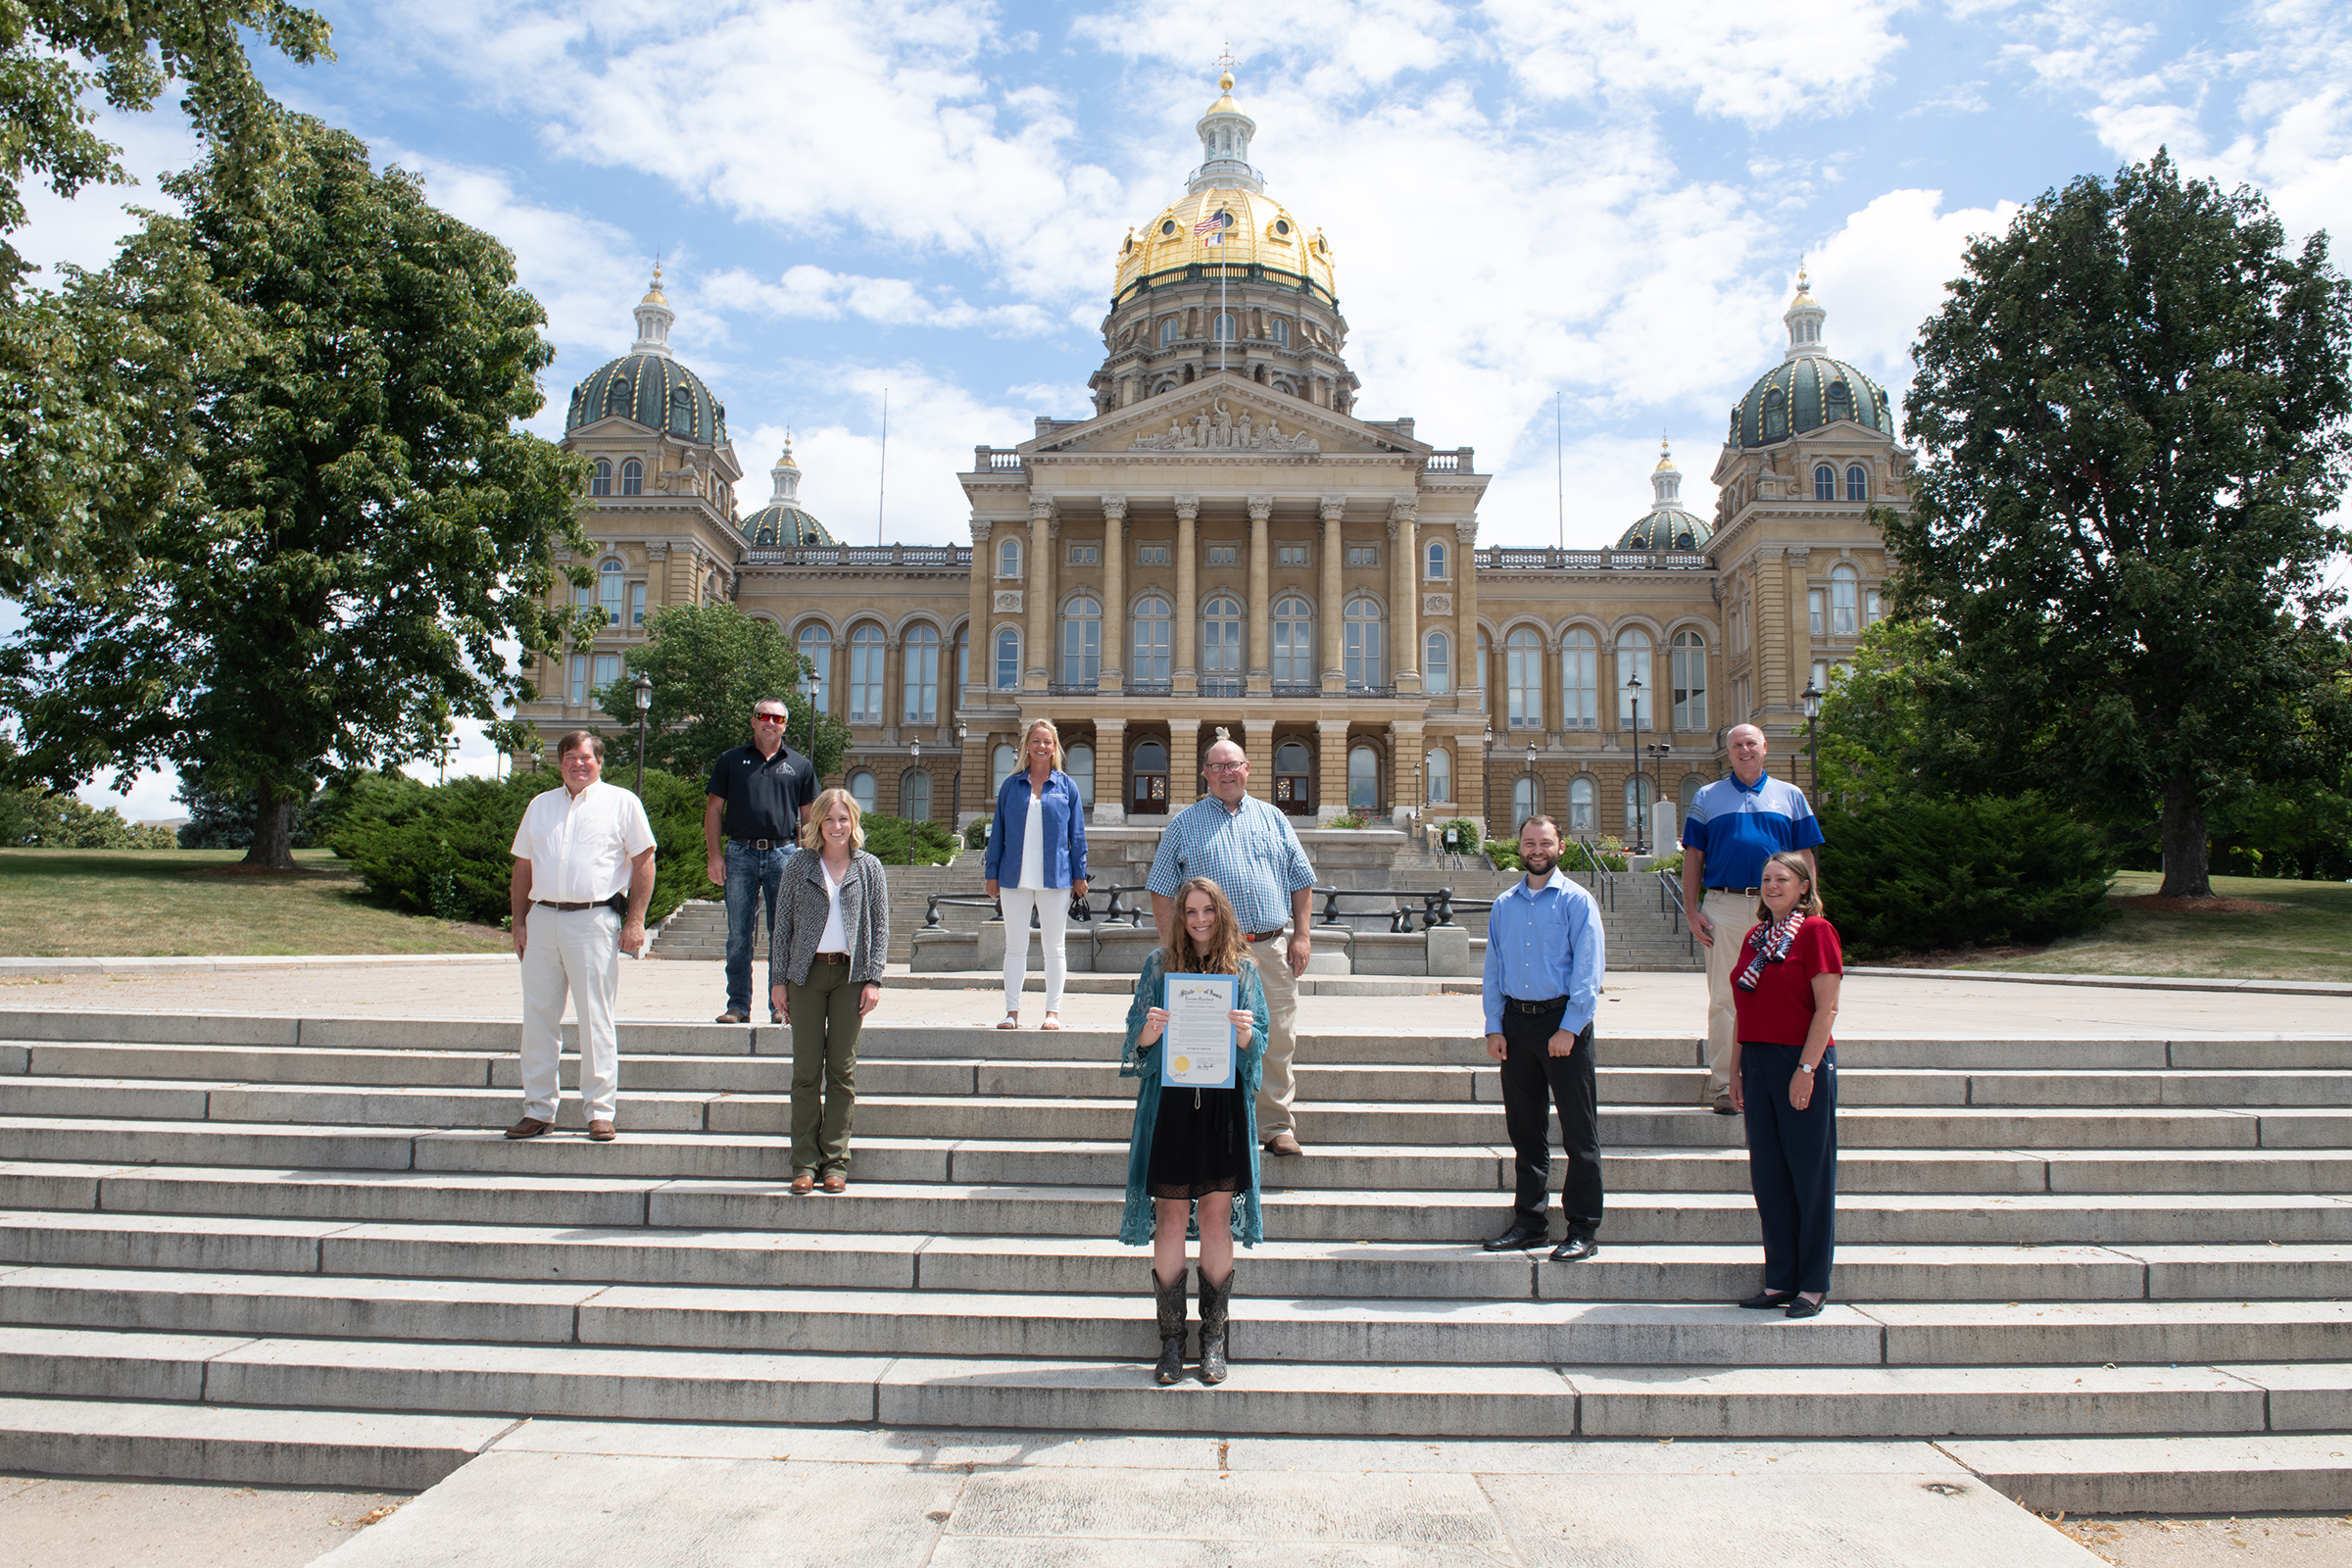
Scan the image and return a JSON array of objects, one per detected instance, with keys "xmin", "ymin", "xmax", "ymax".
[{"xmin": 1480, "ymin": 814, "xmax": 1607, "ymax": 1259}]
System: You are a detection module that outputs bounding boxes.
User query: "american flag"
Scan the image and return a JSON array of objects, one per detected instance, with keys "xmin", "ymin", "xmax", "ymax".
[{"xmin": 1195, "ymin": 209, "xmax": 1230, "ymax": 245}]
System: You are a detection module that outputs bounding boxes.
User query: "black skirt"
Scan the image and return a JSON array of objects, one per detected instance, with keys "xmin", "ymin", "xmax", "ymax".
[{"xmin": 1147, "ymin": 1083, "xmax": 1253, "ymax": 1200}]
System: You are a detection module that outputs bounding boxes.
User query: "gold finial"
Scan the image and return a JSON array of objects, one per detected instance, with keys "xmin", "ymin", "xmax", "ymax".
[
  {"xmin": 641, "ymin": 254, "xmax": 668, "ymax": 306},
  {"xmin": 778, "ymin": 433, "xmax": 798, "ymax": 468},
  {"xmin": 1214, "ymin": 43, "xmax": 1235, "ymax": 92},
  {"xmin": 1654, "ymin": 434, "xmax": 1675, "ymax": 471},
  {"xmin": 1793, "ymin": 257, "xmax": 1811, "ymax": 298}
]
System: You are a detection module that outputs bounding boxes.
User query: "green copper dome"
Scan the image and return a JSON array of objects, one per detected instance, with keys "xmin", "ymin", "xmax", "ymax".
[
  {"xmin": 564, "ymin": 353, "xmax": 727, "ymax": 445},
  {"xmin": 1730, "ymin": 354, "xmax": 1892, "ymax": 449},
  {"xmin": 1617, "ymin": 507, "xmax": 1711, "ymax": 551},
  {"xmin": 743, "ymin": 503, "xmax": 836, "ymax": 548}
]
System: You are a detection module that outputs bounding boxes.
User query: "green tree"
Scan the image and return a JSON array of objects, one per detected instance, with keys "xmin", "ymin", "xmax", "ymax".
[
  {"xmin": 0, "ymin": 2, "xmax": 333, "ymax": 597},
  {"xmin": 598, "ymin": 603, "xmax": 850, "ymax": 784},
  {"xmin": 1892, "ymin": 151, "xmax": 2352, "ymax": 898},
  {"xmin": 1, "ymin": 115, "xmax": 591, "ymax": 868}
]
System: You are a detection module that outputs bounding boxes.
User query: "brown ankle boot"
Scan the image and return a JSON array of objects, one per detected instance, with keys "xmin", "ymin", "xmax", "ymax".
[{"xmin": 1152, "ymin": 1268, "xmax": 1188, "ymax": 1386}]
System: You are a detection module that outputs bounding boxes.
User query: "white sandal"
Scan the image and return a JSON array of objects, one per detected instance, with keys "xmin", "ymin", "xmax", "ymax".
[
  {"xmin": 996, "ymin": 1011, "xmax": 1020, "ymax": 1030},
  {"xmin": 1040, "ymin": 1012, "xmax": 1062, "ymax": 1031}
]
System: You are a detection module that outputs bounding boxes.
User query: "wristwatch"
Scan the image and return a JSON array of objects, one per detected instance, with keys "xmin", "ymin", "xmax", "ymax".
[{"xmin": 1796, "ymin": 1062, "xmax": 1816, "ymax": 1076}]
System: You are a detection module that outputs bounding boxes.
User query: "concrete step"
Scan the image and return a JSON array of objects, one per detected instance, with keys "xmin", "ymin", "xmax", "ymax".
[
  {"xmin": 0, "ymin": 1395, "xmax": 508, "ymax": 1490},
  {"xmin": 1946, "ymin": 1433, "xmax": 2352, "ymax": 1515}
]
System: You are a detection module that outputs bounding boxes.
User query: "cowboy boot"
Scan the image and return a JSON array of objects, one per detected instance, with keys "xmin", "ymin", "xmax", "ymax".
[
  {"xmin": 1198, "ymin": 1266, "xmax": 1234, "ymax": 1385},
  {"xmin": 1152, "ymin": 1267, "xmax": 1188, "ymax": 1386}
]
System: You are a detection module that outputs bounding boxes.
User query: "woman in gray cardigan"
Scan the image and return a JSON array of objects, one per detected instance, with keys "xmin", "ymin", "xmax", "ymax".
[{"xmin": 767, "ymin": 787, "xmax": 889, "ymax": 1194}]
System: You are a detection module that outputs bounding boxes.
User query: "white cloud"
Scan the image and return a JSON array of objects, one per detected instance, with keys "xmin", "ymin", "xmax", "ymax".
[
  {"xmin": 704, "ymin": 265, "xmax": 1055, "ymax": 335},
  {"xmin": 1800, "ymin": 187, "xmax": 2024, "ymax": 402},
  {"xmin": 11, "ymin": 98, "xmax": 202, "ymax": 279}
]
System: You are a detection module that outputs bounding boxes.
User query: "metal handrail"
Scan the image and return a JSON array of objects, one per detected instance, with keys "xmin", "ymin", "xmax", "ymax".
[
  {"xmin": 1565, "ymin": 837, "xmax": 1617, "ymax": 910},
  {"xmin": 1312, "ymin": 885, "xmax": 1492, "ymax": 933},
  {"xmin": 921, "ymin": 884, "xmax": 1157, "ymax": 931},
  {"xmin": 1655, "ymin": 866, "xmax": 1695, "ymax": 956}
]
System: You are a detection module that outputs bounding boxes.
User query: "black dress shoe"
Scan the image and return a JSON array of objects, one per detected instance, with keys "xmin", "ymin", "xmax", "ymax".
[
  {"xmin": 1784, "ymin": 1294, "xmax": 1829, "ymax": 1319},
  {"xmin": 1548, "ymin": 1235, "xmax": 1599, "ymax": 1263},
  {"xmin": 1739, "ymin": 1289, "xmax": 1798, "ymax": 1310},
  {"xmin": 1482, "ymin": 1221, "xmax": 1547, "ymax": 1252}
]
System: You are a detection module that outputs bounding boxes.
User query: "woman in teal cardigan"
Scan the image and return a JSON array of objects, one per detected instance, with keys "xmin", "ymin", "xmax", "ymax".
[{"xmin": 1119, "ymin": 875, "xmax": 1270, "ymax": 1388}]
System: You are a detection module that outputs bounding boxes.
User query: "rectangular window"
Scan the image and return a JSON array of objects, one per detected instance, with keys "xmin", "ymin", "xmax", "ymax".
[
  {"xmin": 1346, "ymin": 545, "xmax": 1378, "ymax": 567},
  {"xmin": 1808, "ymin": 588, "xmax": 1825, "ymax": 638},
  {"xmin": 1066, "ymin": 544, "xmax": 1098, "ymax": 564},
  {"xmin": 1137, "ymin": 544, "xmax": 1170, "ymax": 565},
  {"xmin": 592, "ymin": 652, "xmax": 621, "ymax": 698},
  {"xmin": 1206, "ymin": 545, "xmax": 1238, "ymax": 565},
  {"xmin": 1865, "ymin": 589, "xmax": 1883, "ymax": 625},
  {"xmin": 1276, "ymin": 544, "xmax": 1308, "ymax": 566},
  {"xmin": 567, "ymin": 655, "xmax": 588, "ymax": 706},
  {"xmin": 628, "ymin": 582, "xmax": 647, "ymax": 627},
  {"xmin": 1812, "ymin": 661, "xmax": 1830, "ymax": 697},
  {"xmin": 850, "ymin": 640, "xmax": 886, "ymax": 723}
]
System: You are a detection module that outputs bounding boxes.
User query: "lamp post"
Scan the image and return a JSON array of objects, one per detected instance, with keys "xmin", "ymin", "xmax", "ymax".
[
  {"xmin": 953, "ymin": 718, "xmax": 966, "ymax": 832},
  {"xmin": 1625, "ymin": 671, "xmax": 1644, "ymax": 853},
  {"xmin": 632, "ymin": 673, "xmax": 652, "ymax": 794},
  {"xmin": 1482, "ymin": 722, "xmax": 1494, "ymax": 831},
  {"xmin": 1800, "ymin": 680, "xmax": 1823, "ymax": 801},
  {"xmin": 1523, "ymin": 737, "xmax": 1537, "ymax": 835},
  {"xmin": 909, "ymin": 736, "xmax": 921, "ymax": 821}
]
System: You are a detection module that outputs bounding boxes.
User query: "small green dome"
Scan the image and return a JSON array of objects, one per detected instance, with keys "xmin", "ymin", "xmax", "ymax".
[
  {"xmin": 1617, "ymin": 507, "xmax": 1711, "ymax": 552},
  {"xmin": 743, "ymin": 504, "xmax": 836, "ymax": 548},
  {"xmin": 564, "ymin": 353, "xmax": 727, "ymax": 445},
  {"xmin": 1730, "ymin": 355, "xmax": 1892, "ymax": 449}
]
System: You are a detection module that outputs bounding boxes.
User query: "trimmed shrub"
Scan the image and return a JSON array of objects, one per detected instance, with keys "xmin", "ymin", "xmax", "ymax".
[
  {"xmin": 1815, "ymin": 792, "xmax": 2116, "ymax": 960},
  {"xmin": 860, "ymin": 814, "xmax": 957, "ymax": 867},
  {"xmin": 963, "ymin": 816, "xmax": 992, "ymax": 850}
]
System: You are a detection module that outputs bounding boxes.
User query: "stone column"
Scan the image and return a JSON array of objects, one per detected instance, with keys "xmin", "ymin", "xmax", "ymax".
[
  {"xmin": 1247, "ymin": 495, "xmax": 1273, "ymax": 695},
  {"xmin": 1317, "ymin": 717, "xmax": 1348, "ymax": 822},
  {"xmin": 1093, "ymin": 716, "xmax": 1127, "ymax": 824},
  {"xmin": 1781, "ymin": 546, "xmax": 1811, "ymax": 711},
  {"xmin": 1454, "ymin": 517, "xmax": 1481, "ymax": 706},
  {"xmin": 964, "ymin": 518, "xmax": 992, "ymax": 708},
  {"xmin": 1391, "ymin": 499, "xmax": 1419, "ymax": 693},
  {"xmin": 1245, "ymin": 720, "xmax": 1275, "ymax": 805},
  {"xmin": 1389, "ymin": 721, "xmax": 1424, "ymax": 822},
  {"xmin": 1099, "ymin": 497, "xmax": 1127, "ymax": 693},
  {"xmin": 1462, "ymin": 737, "xmax": 1489, "ymax": 837},
  {"xmin": 882, "ymin": 630, "xmax": 902, "ymax": 746},
  {"xmin": 1024, "ymin": 500, "xmax": 1054, "ymax": 692},
  {"xmin": 1173, "ymin": 495, "xmax": 1199, "ymax": 695},
  {"xmin": 1318, "ymin": 495, "xmax": 1347, "ymax": 693}
]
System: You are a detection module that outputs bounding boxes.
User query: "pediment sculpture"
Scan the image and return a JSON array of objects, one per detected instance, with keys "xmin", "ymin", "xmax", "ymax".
[{"xmin": 1127, "ymin": 398, "xmax": 1319, "ymax": 454}]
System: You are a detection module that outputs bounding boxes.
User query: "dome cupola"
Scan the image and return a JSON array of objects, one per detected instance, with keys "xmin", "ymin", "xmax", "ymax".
[
  {"xmin": 1616, "ymin": 438, "xmax": 1713, "ymax": 551},
  {"xmin": 740, "ymin": 438, "xmax": 837, "ymax": 548},
  {"xmin": 1728, "ymin": 271, "xmax": 1894, "ymax": 449},
  {"xmin": 564, "ymin": 268, "xmax": 728, "ymax": 445},
  {"xmin": 1189, "ymin": 67, "xmax": 1264, "ymax": 195}
]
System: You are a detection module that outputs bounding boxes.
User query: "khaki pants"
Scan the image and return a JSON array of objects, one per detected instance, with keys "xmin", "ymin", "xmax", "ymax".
[
  {"xmin": 519, "ymin": 905, "xmax": 620, "ymax": 1123},
  {"xmin": 786, "ymin": 958, "xmax": 861, "ymax": 1174},
  {"xmin": 1703, "ymin": 889, "xmax": 1763, "ymax": 1101},
  {"xmin": 1245, "ymin": 931, "xmax": 1302, "ymax": 1140}
]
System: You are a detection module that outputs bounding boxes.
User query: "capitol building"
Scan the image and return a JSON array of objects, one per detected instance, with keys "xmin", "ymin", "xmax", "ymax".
[{"xmin": 524, "ymin": 71, "xmax": 1907, "ymax": 837}]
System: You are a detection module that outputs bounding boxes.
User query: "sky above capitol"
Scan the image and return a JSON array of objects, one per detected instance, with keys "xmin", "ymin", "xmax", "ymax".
[{"xmin": 11, "ymin": 0, "xmax": 2350, "ymax": 813}]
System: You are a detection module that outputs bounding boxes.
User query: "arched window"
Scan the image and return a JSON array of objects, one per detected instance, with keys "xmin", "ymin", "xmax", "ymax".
[
  {"xmin": 1060, "ymin": 593, "xmax": 1102, "ymax": 685},
  {"xmin": 1200, "ymin": 595, "xmax": 1242, "ymax": 684},
  {"xmin": 1159, "ymin": 317, "xmax": 1177, "ymax": 347},
  {"xmin": 848, "ymin": 770, "xmax": 876, "ymax": 814},
  {"xmin": 1831, "ymin": 564, "xmax": 1859, "ymax": 636},
  {"xmin": 902, "ymin": 623, "xmax": 940, "ymax": 726},
  {"xmin": 590, "ymin": 459, "xmax": 612, "ymax": 498},
  {"xmin": 1568, "ymin": 776, "xmax": 1596, "ymax": 833},
  {"xmin": 1423, "ymin": 629, "xmax": 1450, "ymax": 693},
  {"xmin": 848, "ymin": 624, "xmax": 886, "ymax": 723},
  {"xmin": 1475, "ymin": 629, "xmax": 1490, "ymax": 694},
  {"xmin": 1132, "ymin": 595, "xmax": 1172, "ymax": 683},
  {"xmin": 1813, "ymin": 464, "xmax": 1838, "ymax": 502},
  {"xmin": 1213, "ymin": 313, "xmax": 1235, "ymax": 342},
  {"xmin": 1131, "ymin": 740, "xmax": 1168, "ymax": 814},
  {"xmin": 1505, "ymin": 628, "xmax": 1544, "ymax": 730},
  {"xmin": 993, "ymin": 626, "xmax": 1020, "ymax": 690},
  {"xmin": 1274, "ymin": 740, "xmax": 1311, "ymax": 813},
  {"xmin": 997, "ymin": 536, "xmax": 1021, "ymax": 579},
  {"xmin": 1348, "ymin": 744, "xmax": 1379, "ymax": 810},
  {"xmin": 1344, "ymin": 597, "xmax": 1384, "ymax": 690},
  {"xmin": 1670, "ymin": 629, "xmax": 1707, "ymax": 732},
  {"xmin": 1616, "ymin": 628, "xmax": 1654, "ymax": 726},
  {"xmin": 620, "ymin": 459, "xmax": 643, "ymax": 496},
  {"xmin": 1425, "ymin": 539, "xmax": 1446, "ymax": 580},
  {"xmin": 901, "ymin": 769, "xmax": 932, "ymax": 821},
  {"xmin": 1272, "ymin": 596, "xmax": 1314, "ymax": 684},
  {"xmin": 990, "ymin": 744, "xmax": 1017, "ymax": 796},
  {"xmin": 798, "ymin": 624, "xmax": 831, "ymax": 714},
  {"xmin": 1270, "ymin": 317, "xmax": 1289, "ymax": 347},
  {"xmin": 1066, "ymin": 744, "xmax": 1095, "ymax": 809},
  {"xmin": 1427, "ymin": 748, "xmax": 1451, "ymax": 805},
  {"xmin": 1680, "ymin": 773, "xmax": 1706, "ymax": 813},
  {"xmin": 598, "ymin": 560, "xmax": 624, "ymax": 625},
  {"xmin": 1762, "ymin": 389, "xmax": 1786, "ymax": 440},
  {"xmin": 1512, "ymin": 774, "xmax": 1541, "ymax": 833},
  {"xmin": 1562, "ymin": 628, "xmax": 1597, "ymax": 728},
  {"xmin": 1625, "ymin": 773, "xmax": 1657, "ymax": 836},
  {"xmin": 1845, "ymin": 464, "xmax": 1868, "ymax": 502}
]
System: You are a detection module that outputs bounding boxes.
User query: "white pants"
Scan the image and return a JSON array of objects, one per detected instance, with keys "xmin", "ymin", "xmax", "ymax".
[
  {"xmin": 1703, "ymin": 888, "xmax": 1763, "ymax": 1100},
  {"xmin": 519, "ymin": 904, "xmax": 621, "ymax": 1122},
  {"xmin": 1000, "ymin": 886, "xmax": 1070, "ymax": 1013}
]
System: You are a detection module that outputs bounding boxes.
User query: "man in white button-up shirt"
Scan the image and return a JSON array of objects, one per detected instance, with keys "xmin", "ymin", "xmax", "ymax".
[{"xmin": 506, "ymin": 731, "xmax": 658, "ymax": 1142}]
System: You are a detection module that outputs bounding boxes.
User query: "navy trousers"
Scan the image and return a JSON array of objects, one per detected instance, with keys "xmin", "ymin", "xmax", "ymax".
[
  {"xmin": 1740, "ymin": 1041, "xmax": 1837, "ymax": 1294},
  {"xmin": 1499, "ymin": 1004, "xmax": 1603, "ymax": 1236}
]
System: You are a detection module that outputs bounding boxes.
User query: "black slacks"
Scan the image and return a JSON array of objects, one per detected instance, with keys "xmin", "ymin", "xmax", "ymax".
[
  {"xmin": 1498, "ymin": 1003, "xmax": 1602, "ymax": 1235},
  {"xmin": 1740, "ymin": 1041, "xmax": 1837, "ymax": 1294}
]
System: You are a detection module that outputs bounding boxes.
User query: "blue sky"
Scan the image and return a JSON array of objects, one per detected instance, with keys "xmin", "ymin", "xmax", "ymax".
[{"xmin": 12, "ymin": 0, "xmax": 2351, "ymax": 815}]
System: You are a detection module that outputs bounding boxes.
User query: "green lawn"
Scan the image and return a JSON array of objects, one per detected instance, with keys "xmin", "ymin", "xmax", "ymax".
[
  {"xmin": 1956, "ymin": 870, "xmax": 2352, "ymax": 983},
  {"xmin": 0, "ymin": 849, "xmax": 510, "ymax": 958}
]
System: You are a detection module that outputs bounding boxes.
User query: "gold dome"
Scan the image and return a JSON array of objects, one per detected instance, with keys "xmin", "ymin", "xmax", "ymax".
[
  {"xmin": 1113, "ymin": 186, "xmax": 1337, "ymax": 302},
  {"xmin": 640, "ymin": 261, "xmax": 668, "ymax": 307},
  {"xmin": 1653, "ymin": 437, "xmax": 1676, "ymax": 472}
]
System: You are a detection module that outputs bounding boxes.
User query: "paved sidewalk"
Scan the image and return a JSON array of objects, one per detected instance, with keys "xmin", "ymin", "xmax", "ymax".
[{"xmin": 2, "ymin": 958, "xmax": 2344, "ymax": 1039}]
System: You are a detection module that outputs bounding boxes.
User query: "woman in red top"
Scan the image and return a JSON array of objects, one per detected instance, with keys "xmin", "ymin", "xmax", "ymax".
[{"xmin": 1727, "ymin": 850, "xmax": 1841, "ymax": 1318}]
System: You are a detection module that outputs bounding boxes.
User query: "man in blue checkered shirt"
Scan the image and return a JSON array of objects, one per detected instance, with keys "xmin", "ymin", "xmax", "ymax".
[{"xmin": 1146, "ymin": 737, "xmax": 1318, "ymax": 1154}]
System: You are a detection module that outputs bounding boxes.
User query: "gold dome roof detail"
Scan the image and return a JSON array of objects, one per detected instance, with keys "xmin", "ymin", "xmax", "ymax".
[
  {"xmin": 1113, "ymin": 186, "xmax": 1337, "ymax": 301},
  {"xmin": 1653, "ymin": 436, "xmax": 1677, "ymax": 472},
  {"xmin": 640, "ymin": 261, "xmax": 668, "ymax": 307}
]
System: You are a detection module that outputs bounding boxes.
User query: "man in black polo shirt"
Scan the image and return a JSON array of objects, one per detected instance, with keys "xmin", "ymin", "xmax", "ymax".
[{"xmin": 703, "ymin": 696, "xmax": 820, "ymax": 1023}]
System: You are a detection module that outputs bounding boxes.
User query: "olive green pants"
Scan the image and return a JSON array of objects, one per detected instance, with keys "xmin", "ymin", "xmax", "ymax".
[{"xmin": 786, "ymin": 958, "xmax": 861, "ymax": 1175}]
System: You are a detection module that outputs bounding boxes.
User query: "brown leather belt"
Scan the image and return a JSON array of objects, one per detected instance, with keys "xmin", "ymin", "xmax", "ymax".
[
  {"xmin": 1708, "ymin": 887, "xmax": 1762, "ymax": 898},
  {"xmin": 1244, "ymin": 929, "xmax": 1286, "ymax": 943},
  {"xmin": 812, "ymin": 951, "xmax": 852, "ymax": 965},
  {"xmin": 535, "ymin": 900, "xmax": 598, "ymax": 911}
]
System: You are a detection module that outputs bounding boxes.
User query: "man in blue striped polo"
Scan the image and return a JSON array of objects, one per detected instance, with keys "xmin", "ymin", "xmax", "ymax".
[{"xmin": 1680, "ymin": 723, "xmax": 1824, "ymax": 1113}]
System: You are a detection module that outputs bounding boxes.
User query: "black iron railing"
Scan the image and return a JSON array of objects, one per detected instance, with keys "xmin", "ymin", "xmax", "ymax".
[
  {"xmin": 1566, "ymin": 837, "xmax": 1617, "ymax": 910},
  {"xmin": 1655, "ymin": 866, "xmax": 1695, "ymax": 956},
  {"xmin": 1312, "ymin": 885, "xmax": 1493, "ymax": 934}
]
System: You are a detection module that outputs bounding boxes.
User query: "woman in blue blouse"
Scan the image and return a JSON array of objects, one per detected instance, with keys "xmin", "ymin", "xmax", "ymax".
[
  {"xmin": 1120, "ymin": 875, "xmax": 1269, "ymax": 1387},
  {"xmin": 983, "ymin": 719, "xmax": 1089, "ymax": 1031}
]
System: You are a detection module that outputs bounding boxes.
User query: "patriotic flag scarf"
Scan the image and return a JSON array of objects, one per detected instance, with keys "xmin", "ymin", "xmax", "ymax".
[{"xmin": 1734, "ymin": 911, "xmax": 1806, "ymax": 993}]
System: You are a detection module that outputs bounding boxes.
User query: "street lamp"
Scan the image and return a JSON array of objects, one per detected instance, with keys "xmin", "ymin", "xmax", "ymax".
[
  {"xmin": 1800, "ymin": 680, "xmax": 1823, "ymax": 800},
  {"xmin": 1482, "ymin": 722, "xmax": 1494, "ymax": 831},
  {"xmin": 953, "ymin": 718, "xmax": 967, "ymax": 831},
  {"xmin": 1625, "ymin": 671, "xmax": 1645, "ymax": 852},
  {"xmin": 1523, "ymin": 737, "xmax": 1537, "ymax": 834},
  {"xmin": 632, "ymin": 673, "xmax": 653, "ymax": 793},
  {"xmin": 909, "ymin": 736, "xmax": 921, "ymax": 820}
]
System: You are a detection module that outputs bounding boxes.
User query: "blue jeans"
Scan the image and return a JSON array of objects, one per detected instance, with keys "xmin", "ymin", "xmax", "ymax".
[{"xmin": 724, "ymin": 841, "xmax": 795, "ymax": 1014}]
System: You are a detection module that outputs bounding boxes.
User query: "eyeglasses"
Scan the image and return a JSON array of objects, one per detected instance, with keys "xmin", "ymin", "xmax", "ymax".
[
  {"xmin": 754, "ymin": 713, "xmax": 787, "ymax": 724},
  {"xmin": 1204, "ymin": 762, "xmax": 1248, "ymax": 775}
]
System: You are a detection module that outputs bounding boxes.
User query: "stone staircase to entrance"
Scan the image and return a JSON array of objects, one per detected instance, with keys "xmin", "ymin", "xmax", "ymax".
[{"xmin": 0, "ymin": 1006, "xmax": 2344, "ymax": 1507}]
